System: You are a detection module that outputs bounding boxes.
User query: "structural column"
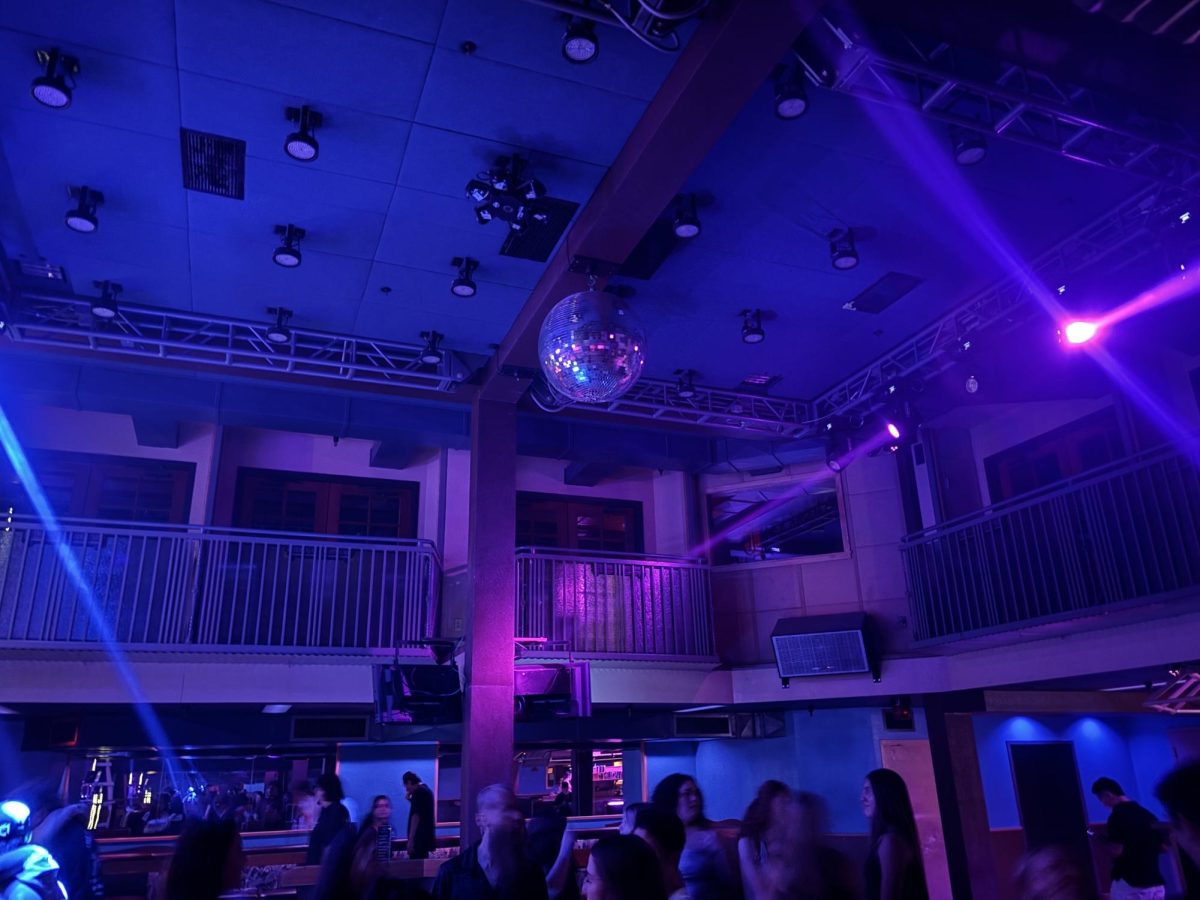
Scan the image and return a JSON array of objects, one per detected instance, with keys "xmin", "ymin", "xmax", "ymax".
[{"xmin": 460, "ymin": 396, "xmax": 518, "ymax": 847}]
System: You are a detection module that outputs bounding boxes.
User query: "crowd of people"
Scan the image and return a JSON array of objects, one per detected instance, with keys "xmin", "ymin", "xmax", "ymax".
[{"xmin": 3, "ymin": 760, "xmax": 1199, "ymax": 900}]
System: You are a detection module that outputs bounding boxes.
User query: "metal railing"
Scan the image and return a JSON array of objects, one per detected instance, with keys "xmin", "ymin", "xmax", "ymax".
[
  {"xmin": 516, "ymin": 548, "xmax": 716, "ymax": 660},
  {"xmin": 902, "ymin": 443, "xmax": 1200, "ymax": 641},
  {"xmin": 0, "ymin": 516, "xmax": 439, "ymax": 651}
]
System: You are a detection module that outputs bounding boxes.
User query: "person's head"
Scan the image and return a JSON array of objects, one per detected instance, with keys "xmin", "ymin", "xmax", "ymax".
[
  {"xmin": 475, "ymin": 784, "xmax": 522, "ymax": 835},
  {"xmin": 583, "ymin": 834, "xmax": 668, "ymax": 900},
  {"xmin": 0, "ymin": 800, "xmax": 32, "ymax": 853},
  {"xmin": 369, "ymin": 795, "xmax": 391, "ymax": 827},
  {"xmin": 619, "ymin": 802, "xmax": 651, "ymax": 836},
  {"xmin": 862, "ymin": 769, "xmax": 918, "ymax": 846},
  {"xmin": 1090, "ymin": 777, "xmax": 1125, "ymax": 809},
  {"xmin": 651, "ymin": 774, "xmax": 705, "ymax": 828},
  {"xmin": 1156, "ymin": 762, "xmax": 1200, "ymax": 864},
  {"xmin": 1014, "ymin": 846, "xmax": 1099, "ymax": 900},
  {"xmin": 315, "ymin": 773, "xmax": 344, "ymax": 807},
  {"xmin": 633, "ymin": 805, "xmax": 686, "ymax": 871},
  {"xmin": 165, "ymin": 818, "xmax": 245, "ymax": 900},
  {"xmin": 402, "ymin": 771, "xmax": 422, "ymax": 799},
  {"xmin": 740, "ymin": 779, "xmax": 791, "ymax": 843}
]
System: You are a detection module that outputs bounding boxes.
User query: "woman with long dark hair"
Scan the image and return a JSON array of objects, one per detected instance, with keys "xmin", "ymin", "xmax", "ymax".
[
  {"xmin": 582, "ymin": 834, "xmax": 667, "ymax": 900},
  {"xmin": 738, "ymin": 780, "xmax": 790, "ymax": 900},
  {"xmin": 861, "ymin": 769, "xmax": 928, "ymax": 900},
  {"xmin": 164, "ymin": 818, "xmax": 244, "ymax": 900},
  {"xmin": 651, "ymin": 774, "xmax": 740, "ymax": 900}
]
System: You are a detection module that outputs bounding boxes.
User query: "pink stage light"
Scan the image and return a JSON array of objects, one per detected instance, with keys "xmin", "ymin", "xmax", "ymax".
[
  {"xmin": 1063, "ymin": 320, "xmax": 1099, "ymax": 345},
  {"xmin": 886, "ymin": 422, "xmax": 901, "ymax": 439}
]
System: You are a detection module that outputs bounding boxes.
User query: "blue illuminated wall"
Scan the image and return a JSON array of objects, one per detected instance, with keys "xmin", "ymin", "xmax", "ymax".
[
  {"xmin": 973, "ymin": 714, "xmax": 1200, "ymax": 828},
  {"xmin": 337, "ymin": 743, "xmax": 437, "ymax": 827}
]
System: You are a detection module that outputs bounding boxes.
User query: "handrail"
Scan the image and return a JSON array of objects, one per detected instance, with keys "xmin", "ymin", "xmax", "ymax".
[
  {"xmin": 516, "ymin": 546, "xmax": 705, "ymax": 565},
  {"xmin": 903, "ymin": 437, "xmax": 1198, "ymax": 542}
]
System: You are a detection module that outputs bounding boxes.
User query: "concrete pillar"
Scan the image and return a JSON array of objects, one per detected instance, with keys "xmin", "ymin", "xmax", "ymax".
[{"xmin": 460, "ymin": 397, "xmax": 517, "ymax": 847}]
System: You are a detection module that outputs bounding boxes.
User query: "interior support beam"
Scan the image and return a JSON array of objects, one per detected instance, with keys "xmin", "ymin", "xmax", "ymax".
[{"xmin": 485, "ymin": 0, "xmax": 828, "ymax": 398}]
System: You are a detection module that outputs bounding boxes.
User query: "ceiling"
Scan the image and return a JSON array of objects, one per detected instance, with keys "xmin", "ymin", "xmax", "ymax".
[
  {"xmin": 0, "ymin": 0, "xmax": 1185, "ymax": 424},
  {"xmin": 0, "ymin": 0, "xmax": 679, "ymax": 357}
]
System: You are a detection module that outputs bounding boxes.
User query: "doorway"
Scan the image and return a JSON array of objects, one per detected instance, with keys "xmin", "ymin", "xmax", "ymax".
[{"xmin": 1009, "ymin": 742, "xmax": 1095, "ymax": 886}]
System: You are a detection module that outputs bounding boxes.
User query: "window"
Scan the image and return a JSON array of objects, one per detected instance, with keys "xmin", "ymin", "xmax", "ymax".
[
  {"xmin": 516, "ymin": 492, "xmax": 643, "ymax": 553},
  {"xmin": 984, "ymin": 407, "xmax": 1124, "ymax": 503},
  {"xmin": 706, "ymin": 476, "xmax": 844, "ymax": 565},
  {"xmin": 0, "ymin": 451, "xmax": 194, "ymax": 523},
  {"xmin": 234, "ymin": 469, "xmax": 418, "ymax": 538}
]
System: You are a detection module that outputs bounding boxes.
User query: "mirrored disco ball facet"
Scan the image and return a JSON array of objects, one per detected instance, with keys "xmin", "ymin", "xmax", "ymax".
[{"xmin": 538, "ymin": 290, "xmax": 646, "ymax": 403}]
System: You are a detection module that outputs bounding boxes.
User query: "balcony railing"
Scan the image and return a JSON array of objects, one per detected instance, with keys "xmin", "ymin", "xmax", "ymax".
[
  {"xmin": 0, "ymin": 516, "xmax": 439, "ymax": 651},
  {"xmin": 902, "ymin": 442, "xmax": 1200, "ymax": 641},
  {"xmin": 516, "ymin": 547, "xmax": 716, "ymax": 660}
]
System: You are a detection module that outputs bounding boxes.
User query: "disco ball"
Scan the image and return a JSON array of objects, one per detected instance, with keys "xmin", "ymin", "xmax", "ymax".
[{"xmin": 538, "ymin": 290, "xmax": 646, "ymax": 403}]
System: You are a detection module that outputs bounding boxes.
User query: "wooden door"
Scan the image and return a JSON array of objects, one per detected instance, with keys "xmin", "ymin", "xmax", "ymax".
[{"xmin": 880, "ymin": 739, "xmax": 954, "ymax": 900}]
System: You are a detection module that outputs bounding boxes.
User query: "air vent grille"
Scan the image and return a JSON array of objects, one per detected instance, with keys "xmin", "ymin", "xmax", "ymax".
[
  {"xmin": 500, "ymin": 198, "xmax": 580, "ymax": 262},
  {"xmin": 843, "ymin": 272, "xmax": 923, "ymax": 314},
  {"xmin": 180, "ymin": 128, "xmax": 246, "ymax": 199},
  {"xmin": 771, "ymin": 614, "xmax": 871, "ymax": 678}
]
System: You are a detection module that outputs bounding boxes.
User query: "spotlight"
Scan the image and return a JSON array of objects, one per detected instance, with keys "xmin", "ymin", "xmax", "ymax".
[
  {"xmin": 829, "ymin": 229, "xmax": 858, "ymax": 270},
  {"xmin": 826, "ymin": 451, "xmax": 845, "ymax": 472},
  {"xmin": 419, "ymin": 330, "xmax": 444, "ymax": 365},
  {"xmin": 450, "ymin": 256, "xmax": 478, "ymax": 297},
  {"xmin": 65, "ymin": 185, "xmax": 103, "ymax": 233},
  {"xmin": 272, "ymin": 224, "xmax": 305, "ymax": 268},
  {"xmin": 965, "ymin": 374, "xmax": 979, "ymax": 394},
  {"xmin": 773, "ymin": 67, "xmax": 808, "ymax": 119},
  {"xmin": 265, "ymin": 307, "xmax": 293, "ymax": 344},
  {"xmin": 32, "ymin": 48, "xmax": 79, "ymax": 109},
  {"xmin": 952, "ymin": 131, "xmax": 987, "ymax": 166},
  {"xmin": 562, "ymin": 18, "xmax": 598, "ymax": 64},
  {"xmin": 885, "ymin": 421, "xmax": 901, "ymax": 440},
  {"xmin": 740, "ymin": 309, "xmax": 765, "ymax": 344},
  {"xmin": 284, "ymin": 105, "xmax": 322, "ymax": 162},
  {"xmin": 674, "ymin": 368, "xmax": 697, "ymax": 399},
  {"xmin": 673, "ymin": 194, "xmax": 701, "ymax": 239},
  {"xmin": 1062, "ymin": 320, "xmax": 1098, "ymax": 345},
  {"xmin": 90, "ymin": 280, "xmax": 121, "ymax": 320}
]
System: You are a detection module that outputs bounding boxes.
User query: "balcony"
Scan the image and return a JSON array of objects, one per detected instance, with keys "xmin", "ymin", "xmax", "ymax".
[
  {"xmin": 515, "ymin": 547, "xmax": 717, "ymax": 661},
  {"xmin": 0, "ymin": 516, "xmax": 439, "ymax": 651},
  {"xmin": 902, "ymin": 442, "xmax": 1200, "ymax": 641}
]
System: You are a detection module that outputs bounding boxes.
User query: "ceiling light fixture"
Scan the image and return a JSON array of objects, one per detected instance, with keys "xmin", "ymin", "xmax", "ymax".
[
  {"xmin": 829, "ymin": 229, "xmax": 858, "ymax": 270},
  {"xmin": 90, "ymin": 280, "xmax": 121, "ymax": 320},
  {"xmin": 562, "ymin": 17, "xmax": 599, "ymax": 64},
  {"xmin": 773, "ymin": 66, "xmax": 808, "ymax": 119},
  {"xmin": 272, "ymin": 224, "xmax": 305, "ymax": 268},
  {"xmin": 32, "ymin": 48, "xmax": 79, "ymax": 109},
  {"xmin": 265, "ymin": 307, "xmax": 293, "ymax": 344},
  {"xmin": 674, "ymin": 368, "xmax": 698, "ymax": 399},
  {"xmin": 284, "ymin": 105, "xmax": 322, "ymax": 162},
  {"xmin": 262, "ymin": 704, "xmax": 291, "ymax": 714},
  {"xmin": 1061, "ymin": 320, "xmax": 1098, "ymax": 345},
  {"xmin": 450, "ymin": 256, "xmax": 479, "ymax": 297},
  {"xmin": 419, "ymin": 330, "xmax": 444, "ymax": 365},
  {"xmin": 673, "ymin": 194, "xmax": 701, "ymax": 239},
  {"xmin": 65, "ymin": 185, "xmax": 103, "ymax": 233},
  {"xmin": 740, "ymin": 309, "xmax": 765, "ymax": 344},
  {"xmin": 953, "ymin": 130, "xmax": 987, "ymax": 166}
]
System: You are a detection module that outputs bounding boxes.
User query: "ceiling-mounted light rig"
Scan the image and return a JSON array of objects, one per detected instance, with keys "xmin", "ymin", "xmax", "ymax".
[
  {"xmin": 740, "ymin": 309, "xmax": 765, "ymax": 344},
  {"xmin": 952, "ymin": 129, "xmax": 987, "ymax": 166},
  {"xmin": 450, "ymin": 257, "xmax": 478, "ymax": 297},
  {"xmin": 673, "ymin": 194, "xmax": 701, "ymax": 239},
  {"xmin": 284, "ymin": 105, "xmax": 322, "ymax": 162},
  {"xmin": 65, "ymin": 185, "xmax": 103, "ymax": 233},
  {"xmin": 829, "ymin": 228, "xmax": 858, "ymax": 270},
  {"xmin": 265, "ymin": 307, "xmax": 293, "ymax": 344},
  {"xmin": 90, "ymin": 280, "xmax": 121, "ymax": 320},
  {"xmin": 466, "ymin": 154, "xmax": 548, "ymax": 233},
  {"xmin": 273, "ymin": 224, "xmax": 305, "ymax": 268},
  {"xmin": 419, "ymin": 330, "xmax": 445, "ymax": 365},
  {"xmin": 773, "ymin": 64, "xmax": 808, "ymax": 119},
  {"xmin": 562, "ymin": 17, "xmax": 599, "ymax": 64},
  {"xmin": 674, "ymin": 369, "xmax": 698, "ymax": 399},
  {"xmin": 32, "ymin": 48, "xmax": 79, "ymax": 109}
]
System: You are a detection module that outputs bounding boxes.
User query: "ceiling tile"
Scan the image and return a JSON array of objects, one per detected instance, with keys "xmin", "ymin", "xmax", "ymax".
[
  {"xmin": 265, "ymin": 0, "xmax": 448, "ymax": 42},
  {"xmin": 0, "ymin": 1, "xmax": 177, "ymax": 66}
]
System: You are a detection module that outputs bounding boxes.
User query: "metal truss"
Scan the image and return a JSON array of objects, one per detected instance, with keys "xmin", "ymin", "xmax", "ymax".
[
  {"xmin": 531, "ymin": 373, "xmax": 814, "ymax": 438},
  {"xmin": 808, "ymin": 184, "xmax": 1172, "ymax": 428},
  {"xmin": 2, "ymin": 293, "xmax": 478, "ymax": 393},
  {"xmin": 823, "ymin": 25, "xmax": 1200, "ymax": 191}
]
